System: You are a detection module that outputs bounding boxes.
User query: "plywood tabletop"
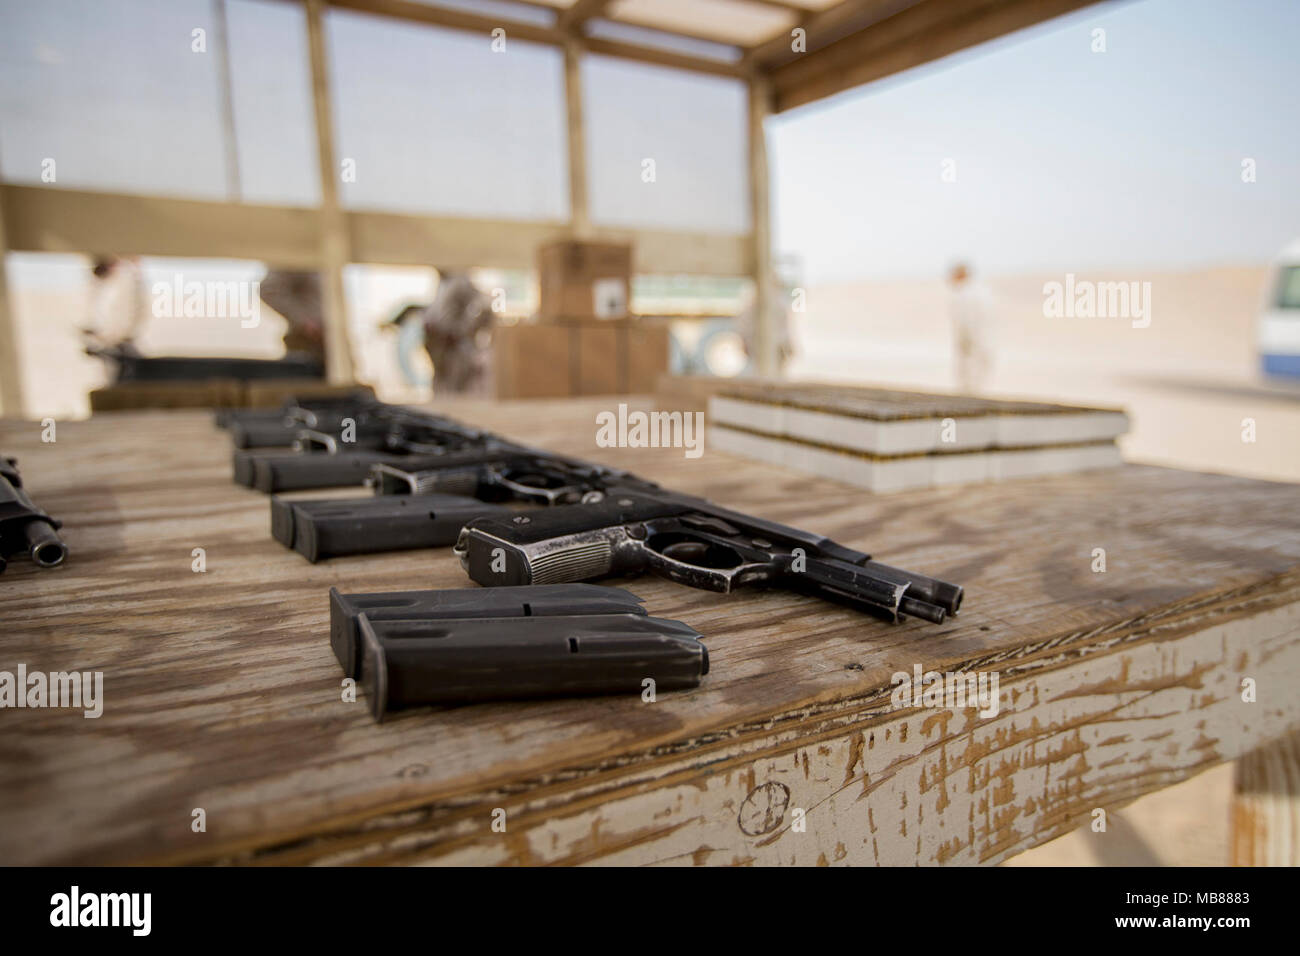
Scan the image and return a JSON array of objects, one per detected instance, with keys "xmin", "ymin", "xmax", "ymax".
[{"xmin": 1, "ymin": 398, "xmax": 1299, "ymax": 865}]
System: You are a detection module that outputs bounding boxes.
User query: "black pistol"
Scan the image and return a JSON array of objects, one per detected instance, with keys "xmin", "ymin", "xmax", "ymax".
[
  {"xmin": 328, "ymin": 584, "xmax": 707, "ymax": 721},
  {"xmin": 232, "ymin": 406, "xmax": 502, "ymax": 492},
  {"xmin": 216, "ymin": 391, "xmax": 379, "ymax": 448},
  {"xmin": 454, "ymin": 489, "xmax": 962, "ymax": 624},
  {"xmin": 270, "ymin": 451, "xmax": 657, "ymax": 561},
  {"xmin": 0, "ymin": 457, "xmax": 69, "ymax": 573},
  {"xmin": 272, "ymin": 492, "xmax": 514, "ymax": 563}
]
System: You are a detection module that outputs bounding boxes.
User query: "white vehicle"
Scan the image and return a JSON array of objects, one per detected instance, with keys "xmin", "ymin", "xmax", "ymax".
[{"xmin": 1259, "ymin": 239, "xmax": 1300, "ymax": 378}]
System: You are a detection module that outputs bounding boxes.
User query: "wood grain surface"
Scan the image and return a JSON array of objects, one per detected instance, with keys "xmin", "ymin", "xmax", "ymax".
[{"xmin": 1, "ymin": 397, "xmax": 1298, "ymax": 865}]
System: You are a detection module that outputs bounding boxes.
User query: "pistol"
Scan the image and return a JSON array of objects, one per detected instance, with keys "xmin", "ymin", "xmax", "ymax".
[
  {"xmin": 232, "ymin": 407, "xmax": 503, "ymax": 492},
  {"xmin": 0, "ymin": 457, "xmax": 69, "ymax": 573},
  {"xmin": 455, "ymin": 488, "xmax": 962, "ymax": 624},
  {"xmin": 271, "ymin": 449, "xmax": 658, "ymax": 561},
  {"xmin": 216, "ymin": 391, "xmax": 380, "ymax": 449}
]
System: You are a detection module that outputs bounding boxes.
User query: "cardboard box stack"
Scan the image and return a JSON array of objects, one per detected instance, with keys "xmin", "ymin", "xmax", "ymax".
[
  {"xmin": 537, "ymin": 240, "xmax": 632, "ymax": 320},
  {"xmin": 495, "ymin": 240, "xmax": 670, "ymax": 399}
]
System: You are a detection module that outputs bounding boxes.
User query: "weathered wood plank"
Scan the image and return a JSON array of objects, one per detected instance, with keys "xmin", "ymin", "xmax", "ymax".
[
  {"xmin": 1, "ymin": 399, "xmax": 1298, "ymax": 865},
  {"xmin": 403, "ymin": 597, "xmax": 1300, "ymax": 866}
]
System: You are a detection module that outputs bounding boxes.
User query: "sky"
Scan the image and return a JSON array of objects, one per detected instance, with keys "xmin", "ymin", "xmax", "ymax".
[
  {"xmin": 769, "ymin": 0, "xmax": 1300, "ymax": 282},
  {"xmin": 0, "ymin": 0, "xmax": 1297, "ymax": 286}
]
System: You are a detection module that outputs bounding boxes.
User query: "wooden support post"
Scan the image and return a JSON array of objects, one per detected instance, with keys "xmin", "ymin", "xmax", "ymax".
[
  {"xmin": 558, "ymin": 0, "xmax": 612, "ymax": 32},
  {"xmin": 0, "ymin": 185, "xmax": 25, "ymax": 418},
  {"xmin": 1233, "ymin": 730, "xmax": 1300, "ymax": 866},
  {"xmin": 305, "ymin": 0, "xmax": 357, "ymax": 385},
  {"xmin": 748, "ymin": 74, "xmax": 776, "ymax": 377},
  {"xmin": 213, "ymin": 0, "xmax": 242, "ymax": 201},
  {"xmin": 564, "ymin": 40, "xmax": 592, "ymax": 239}
]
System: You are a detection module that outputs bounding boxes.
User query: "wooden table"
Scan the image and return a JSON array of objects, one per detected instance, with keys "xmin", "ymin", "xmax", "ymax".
[{"xmin": 2, "ymin": 398, "xmax": 1298, "ymax": 866}]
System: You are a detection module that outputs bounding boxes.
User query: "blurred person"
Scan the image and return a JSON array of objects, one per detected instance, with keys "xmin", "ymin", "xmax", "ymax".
[
  {"xmin": 735, "ymin": 277, "xmax": 795, "ymax": 375},
  {"xmin": 948, "ymin": 262, "xmax": 995, "ymax": 393},
  {"xmin": 82, "ymin": 255, "xmax": 148, "ymax": 354},
  {"xmin": 421, "ymin": 269, "xmax": 493, "ymax": 395},
  {"xmin": 381, "ymin": 303, "xmax": 432, "ymax": 388},
  {"xmin": 259, "ymin": 269, "xmax": 327, "ymax": 366}
]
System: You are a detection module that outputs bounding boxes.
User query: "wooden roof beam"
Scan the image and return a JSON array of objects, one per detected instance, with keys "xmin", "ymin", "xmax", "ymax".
[
  {"xmin": 581, "ymin": 36, "xmax": 748, "ymax": 76},
  {"xmin": 303, "ymin": 0, "xmax": 744, "ymax": 77},
  {"xmin": 768, "ymin": 0, "xmax": 1100, "ymax": 112},
  {"xmin": 745, "ymin": 0, "xmax": 924, "ymax": 70},
  {"xmin": 742, "ymin": 0, "xmax": 823, "ymax": 11},
  {"xmin": 559, "ymin": 0, "xmax": 612, "ymax": 32},
  {"xmin": 328, "ymin": 0, "xmax": 558, "ymax": 43}
]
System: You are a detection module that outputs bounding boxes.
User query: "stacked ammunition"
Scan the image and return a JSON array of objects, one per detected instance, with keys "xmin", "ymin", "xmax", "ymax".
[{"xmin": 708, "ymin": 383, "xmax": 1128, "ymax": 493}]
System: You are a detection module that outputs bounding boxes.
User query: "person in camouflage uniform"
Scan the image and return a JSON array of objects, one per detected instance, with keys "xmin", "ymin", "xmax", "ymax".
[
  {"xmin": 258, "ymin": 269, "xmax": 327, "ymax": 365},
  {"xmin": 421, "ymin": 269, "xmax": 493, "ymax": 395}
]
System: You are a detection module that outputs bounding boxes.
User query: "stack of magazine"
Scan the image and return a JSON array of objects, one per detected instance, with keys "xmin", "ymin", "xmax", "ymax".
[{"xmin": 708, "ymin": 382, "xmax": 1128, "ymax": 493}]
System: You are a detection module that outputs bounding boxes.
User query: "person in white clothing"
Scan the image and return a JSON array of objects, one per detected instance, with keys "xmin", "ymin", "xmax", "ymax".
[
  {"xmin": 948, "ymin": 262, "xmax": 995, "ymax": 394},
  {"xmin": 83, "ymin": 256, "xmax": 148, "ymax": 354},
  {"xmin": 735, "ymin": 277, "xmax": 795, "ymax": 375}
]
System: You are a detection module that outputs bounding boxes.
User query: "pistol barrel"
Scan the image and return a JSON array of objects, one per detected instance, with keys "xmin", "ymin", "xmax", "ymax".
[{"xmin": 23, "ymin": 519, "xmax": 68, "ymax": 568}]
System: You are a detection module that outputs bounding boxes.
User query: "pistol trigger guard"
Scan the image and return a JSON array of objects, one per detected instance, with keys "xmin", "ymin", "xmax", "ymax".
[
  {"xmin": 295, "ymin": 428, "xmax": 338, "ymax": 454},
  {"xmin": 640, "ymin": 545, "xmax": 729, "ymax": 592},
  {"xmin": 492, "ymin": 469, "xmax": 583, "ymax": 505},
  {"xmin": 637, "ymin": 539, "xmax": 774, "ymax": 593}
]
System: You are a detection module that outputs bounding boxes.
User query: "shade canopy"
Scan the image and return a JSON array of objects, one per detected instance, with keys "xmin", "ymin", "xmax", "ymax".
[
  {"xmin": 0, "ymin": 0, "xmax": 1100, "ymax": 408},
  {"xmin": 321, "ymin": 0, "xmax": 1099, "ymax": 112}
]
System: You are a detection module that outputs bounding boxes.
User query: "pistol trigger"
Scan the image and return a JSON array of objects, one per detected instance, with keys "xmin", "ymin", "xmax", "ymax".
[{"xmin": 679, "ymin": 514, "xmax": 741, "ymax": 536}]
